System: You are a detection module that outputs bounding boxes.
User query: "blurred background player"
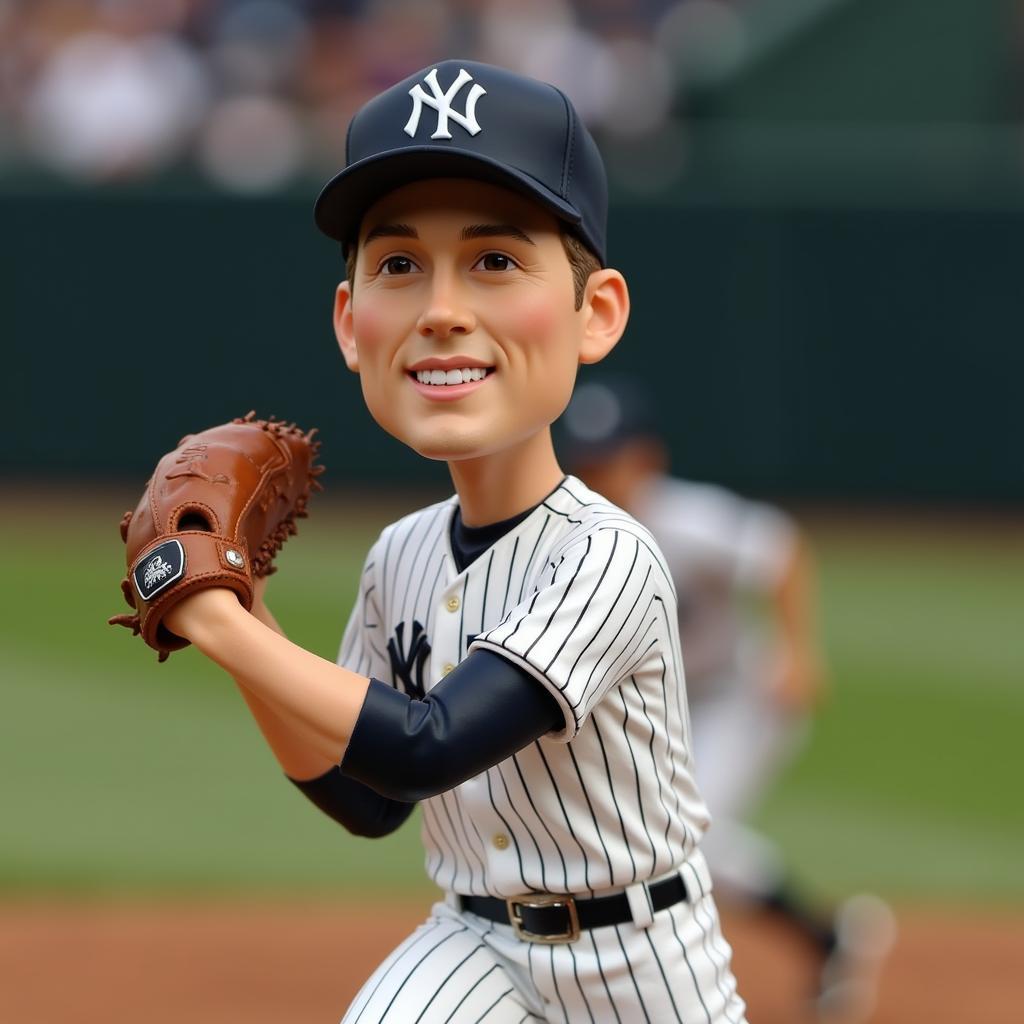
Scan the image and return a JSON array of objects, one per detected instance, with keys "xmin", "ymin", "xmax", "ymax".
[{"xmin": 558, "ymin": 375, "xmax": 895, "ymax": 1021}]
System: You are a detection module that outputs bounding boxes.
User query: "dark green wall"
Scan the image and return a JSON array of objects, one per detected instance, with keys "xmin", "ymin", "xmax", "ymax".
[
  {"xmin": 3, "ymin": 189, "xmax": 1020, "ymax": 500},
  {"xmin": 4, "ymin": 1, "xmax": 1021, "ymax": 501},
  {"xmin": 703, "ymin": 0, "xmax": 1012, "ymax": 123}
]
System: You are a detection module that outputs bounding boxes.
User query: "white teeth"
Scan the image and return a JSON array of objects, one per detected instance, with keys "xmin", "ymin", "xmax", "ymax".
[{"xmin": 415, "ymin": 367, "xmax": 489, "ymax": 385}]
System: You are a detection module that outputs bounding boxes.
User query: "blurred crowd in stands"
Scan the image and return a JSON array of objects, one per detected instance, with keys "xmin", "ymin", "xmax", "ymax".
[{"xmin": 0, "ymin": 0, "xmax": 752, "ymax": 193}]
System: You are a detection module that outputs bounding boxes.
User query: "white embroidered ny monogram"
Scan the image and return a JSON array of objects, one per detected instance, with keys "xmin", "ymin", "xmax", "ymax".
[{"xmin": 404, "ymin": 68, "xmax": 486, "ymax": 140}]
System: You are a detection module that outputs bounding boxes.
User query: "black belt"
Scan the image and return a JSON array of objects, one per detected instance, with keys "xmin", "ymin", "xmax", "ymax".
[{"xmin": 458, "ymin": 874, "xmax": 688, "ymax": 944}]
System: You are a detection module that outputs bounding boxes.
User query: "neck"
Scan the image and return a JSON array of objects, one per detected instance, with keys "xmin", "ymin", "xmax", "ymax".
[{"xmin": 448, "ymin": 430, "xmax": 564, "ymax": 527}]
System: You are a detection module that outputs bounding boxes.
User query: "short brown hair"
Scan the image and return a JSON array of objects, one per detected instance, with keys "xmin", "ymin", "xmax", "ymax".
[
  {"xmin": 560, "ymin": 230, "xmax": 601, "ymax": 310},
  {"xmin": 345, "ymin": 229, "xmax": 601, "ymax": 311}
]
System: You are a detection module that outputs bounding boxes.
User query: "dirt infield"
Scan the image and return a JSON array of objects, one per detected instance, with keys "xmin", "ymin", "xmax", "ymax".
[{"xmin": 1, "ymin": 900, "xmax": 1020, "ymax": 1022}]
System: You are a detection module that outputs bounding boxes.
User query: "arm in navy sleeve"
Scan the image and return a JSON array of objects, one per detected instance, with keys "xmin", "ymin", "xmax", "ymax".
[
  {"xmin": 287, "ymin": 767, "xmax": 415, "ymax": 838},
  {"xmin": 340, "ymin": 649, "xmax": 563, "ymax": 803}
]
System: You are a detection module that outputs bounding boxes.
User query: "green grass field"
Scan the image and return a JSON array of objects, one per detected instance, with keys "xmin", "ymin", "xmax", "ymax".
[{"xmin": 2, "ymin": 490, "xmax": 1021, "ymax": 905}]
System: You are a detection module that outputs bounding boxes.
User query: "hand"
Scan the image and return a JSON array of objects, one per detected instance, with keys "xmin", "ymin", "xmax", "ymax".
[
  {"xmin": 109, "ymin": 413, "xmax": 322, "ymax": 662},
  {"xmin": 163, "ymin": 587, "xmax": 243, "ymax": 645},
  {"xmin": 766, "ymin": 647, "xmax": 826, "ymax": 715},
  {"xmin": 252, "ymin": 575, "xmax": 270, "ymax": 612},
  {"xmin": 249, "ymin": 575, "xmax": 287, "ymax": 636}
]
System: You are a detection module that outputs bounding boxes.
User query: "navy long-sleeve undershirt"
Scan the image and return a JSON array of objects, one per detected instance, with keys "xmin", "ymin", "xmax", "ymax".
[{"xmin": 289, "ymin": 649, "xmax": 562, "ymax": 835}]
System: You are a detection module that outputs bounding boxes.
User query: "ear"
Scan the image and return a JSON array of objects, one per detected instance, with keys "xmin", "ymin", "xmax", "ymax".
[
  {"xmin": 333, "ymin": 281, "xmax": 359, "ymax": 372},
  {"xmin": 578, "ymin": 269, "xmax": 630, "ymax": 365}
]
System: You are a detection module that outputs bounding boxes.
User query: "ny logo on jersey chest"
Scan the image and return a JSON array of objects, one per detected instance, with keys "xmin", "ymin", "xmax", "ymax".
[
  {"xmin": 404, "ymin": 67, "xmax": 486, "ymax": 140},
  {"xmin": 387, "ymin": 620, "xmax": 431, "ymax": 700}
]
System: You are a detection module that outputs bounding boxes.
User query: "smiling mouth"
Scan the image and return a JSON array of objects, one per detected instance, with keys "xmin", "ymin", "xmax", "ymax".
[{"xmin": 411, "ymin": 367, "xmax": 494, "ymax": 386}]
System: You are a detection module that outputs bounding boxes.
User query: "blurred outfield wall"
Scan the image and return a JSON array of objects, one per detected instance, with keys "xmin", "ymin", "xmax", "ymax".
[
  {"xmin": 4, "ymin": 189, "xmax": 1022, "ymax": 501},
  {"xmin": 3, "ymin": 0, "xmax": 1020, "ymax": 501}
]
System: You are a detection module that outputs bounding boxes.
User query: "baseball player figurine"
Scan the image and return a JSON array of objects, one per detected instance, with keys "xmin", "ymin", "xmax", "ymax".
[
  {"xmin": 558, "ymin": 376, "xmax": 896, "ymax": 1022},
  {"xmin": 146, "ymin": 61, "xmax": 749, "ymax": 1022}
]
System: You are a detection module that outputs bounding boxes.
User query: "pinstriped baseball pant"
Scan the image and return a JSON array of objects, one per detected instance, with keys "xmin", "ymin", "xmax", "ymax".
[{"xmin": 342, "ymin": 856, "xmax": 748, "ymax": 1023}]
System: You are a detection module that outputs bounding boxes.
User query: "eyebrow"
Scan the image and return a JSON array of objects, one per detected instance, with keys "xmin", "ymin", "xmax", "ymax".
[
  {"xmin": 362, "ymin": 222, "xmax": 418, "ymax": 245},
  {"xmin": 460, "ymin": 224, "xmax": 535, "ymax": 245}
]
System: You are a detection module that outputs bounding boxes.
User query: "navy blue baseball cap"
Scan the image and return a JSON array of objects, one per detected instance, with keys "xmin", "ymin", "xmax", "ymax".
[
  {"xmin": 314, "ymin": 60, "xmax": 608, "ymax": 264},
  {"xmin": 557, "ymin": 376, "xmax": 660, "ymax": 468}
]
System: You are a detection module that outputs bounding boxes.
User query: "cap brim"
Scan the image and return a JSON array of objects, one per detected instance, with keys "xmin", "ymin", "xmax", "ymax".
[{"xmin": 314, "ymin": 146, "xmax": 584, "ymax": 251}]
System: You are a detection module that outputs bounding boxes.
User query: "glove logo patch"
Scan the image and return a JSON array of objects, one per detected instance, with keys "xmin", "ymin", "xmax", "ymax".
[{"xmin": 133, "ymin": 540, "xmax": 185, "ymax": 602}]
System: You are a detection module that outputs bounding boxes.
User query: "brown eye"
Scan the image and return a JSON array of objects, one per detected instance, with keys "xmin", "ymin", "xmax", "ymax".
[
  {"xmin": 475, "ymin": 253, "xmax": 516, "ymax": 272},
  {"xmin": 382, "ymin": 256, "xmax": 417, "ymax": 275}
]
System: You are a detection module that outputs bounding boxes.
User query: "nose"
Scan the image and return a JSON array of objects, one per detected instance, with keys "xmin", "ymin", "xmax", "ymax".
[{"xmin": 416, "ymin": 270, "xmax": 476, "ymax": 339}]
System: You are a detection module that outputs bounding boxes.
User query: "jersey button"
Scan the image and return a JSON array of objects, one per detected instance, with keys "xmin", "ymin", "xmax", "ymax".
[
  {"xmin": 446, "ymin": 596, "xmax": 460, "ymax": 613},
  {"xmin": 442, "ymin": 663, "xmax": 455, "ymax": 676},
  {"xmin": 492, "ymin": 833, "xmax": 510, "ymax": 851}
]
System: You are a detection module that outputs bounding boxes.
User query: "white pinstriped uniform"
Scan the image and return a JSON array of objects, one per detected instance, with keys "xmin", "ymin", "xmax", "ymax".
[
  {"xmin": 631, "ymin": 476, "xmax": 805, "ymax": 900},
  {"xmin": 631, "ymin": 477, "xmax": 796, "ymax": 701},
  {"xmin": 338, "ymin": 478, "xmax": 747, "ymax": 1022}
]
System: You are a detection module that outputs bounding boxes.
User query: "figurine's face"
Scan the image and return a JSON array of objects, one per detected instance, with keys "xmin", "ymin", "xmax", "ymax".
[{"xmin": 333, "ymin": 178, "xmax": 621, "ymax": 463}]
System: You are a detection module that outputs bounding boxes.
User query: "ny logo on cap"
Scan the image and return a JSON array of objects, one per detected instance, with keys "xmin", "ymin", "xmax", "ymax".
[{"xmin": 405, "ymin": 67, "xmax": 486, "ymax": 140}]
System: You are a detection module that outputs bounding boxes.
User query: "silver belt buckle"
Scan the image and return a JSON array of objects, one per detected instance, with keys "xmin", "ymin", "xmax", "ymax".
[{"xmin": 506, "ymin": 893, "xmax": 581, "ymax": 944}]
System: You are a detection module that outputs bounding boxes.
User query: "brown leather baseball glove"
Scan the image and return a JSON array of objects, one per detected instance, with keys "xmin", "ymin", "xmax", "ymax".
[{"xmin": 109, "ymin": 412, "xmax": 324, "ymax": 661}]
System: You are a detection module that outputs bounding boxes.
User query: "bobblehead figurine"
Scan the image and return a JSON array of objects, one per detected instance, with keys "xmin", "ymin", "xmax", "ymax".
[{"xmin": 165, "ymin": 61, "xmax": 749, "ymax": 1023}]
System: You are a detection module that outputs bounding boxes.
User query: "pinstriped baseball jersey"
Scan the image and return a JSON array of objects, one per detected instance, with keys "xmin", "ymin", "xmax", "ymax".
[
  {"xmin": 342, "ymin": 853, "xmax": 744, "ymax": 1024},
  {"xmin": 632, "ymin": 475, "xmax": 796, "ymax": 696},
  {"xmin": 338, "ymin": 476, "xmax": 711, "ymax": 898}
]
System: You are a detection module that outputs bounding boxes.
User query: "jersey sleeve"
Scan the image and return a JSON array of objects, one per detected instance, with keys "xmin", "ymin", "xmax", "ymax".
[
  {"xmin": 469, "ymin": 525, "xmax": 666, "ymax": 741},
  {"xmin": 337, "ymin": 536, "xmax": 392, "ymax": 684}
]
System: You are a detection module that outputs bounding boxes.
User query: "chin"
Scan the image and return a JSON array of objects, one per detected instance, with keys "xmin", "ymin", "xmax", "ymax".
[
  {"xmin": 406, "ymin": 424, "xmax": 509, "ymax": 463},
  {"xmin": 411, "ymin": 436, "xmax": 490, "ymax": 462}
]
